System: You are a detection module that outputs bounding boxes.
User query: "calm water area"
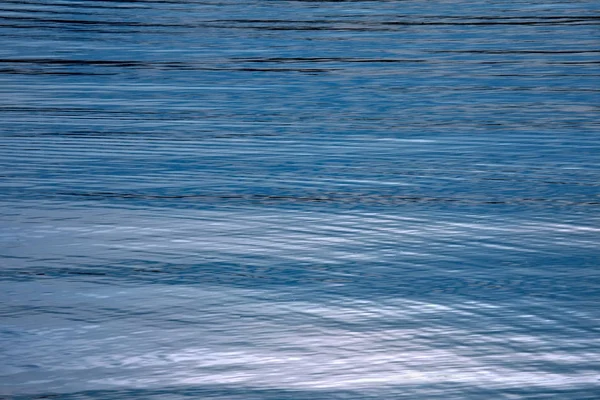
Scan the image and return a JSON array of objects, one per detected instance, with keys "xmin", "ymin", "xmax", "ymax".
[{"xmin": 1, "ymin": 1, "xmax": 599, "ymax": 398}]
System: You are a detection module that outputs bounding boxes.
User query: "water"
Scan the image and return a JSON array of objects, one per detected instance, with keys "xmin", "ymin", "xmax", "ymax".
[{"xmin": 1, "ymin": 1, "xmax": 599, "ymax": 398}]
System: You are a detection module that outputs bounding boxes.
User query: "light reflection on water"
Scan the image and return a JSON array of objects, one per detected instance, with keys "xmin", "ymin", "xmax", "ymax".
[{"xmin": 1, "ymin": 0, "xmax": 599, "ymax": 398}]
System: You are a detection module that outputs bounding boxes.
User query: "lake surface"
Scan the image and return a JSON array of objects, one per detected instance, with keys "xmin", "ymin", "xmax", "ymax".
[{"xmin": 1, "ymin": 1, "xmax": 599, "ymax": 398}]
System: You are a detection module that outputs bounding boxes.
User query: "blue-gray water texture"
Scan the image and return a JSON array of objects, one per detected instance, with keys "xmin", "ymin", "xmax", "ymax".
[{"xmin": 1, "ymin": 1, "xmax": 599, "ymax": 399}]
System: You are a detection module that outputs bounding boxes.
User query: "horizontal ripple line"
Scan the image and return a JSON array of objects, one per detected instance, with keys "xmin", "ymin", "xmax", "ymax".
[{"xmin": 48, "ymin": 191, "xmax": 600, "ymax": 207}]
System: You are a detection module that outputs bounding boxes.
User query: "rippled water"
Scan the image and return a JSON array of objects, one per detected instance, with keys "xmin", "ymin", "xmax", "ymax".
[{"xmin": 1, "ymin": 1, "xmax": 599, "ymax": 398}]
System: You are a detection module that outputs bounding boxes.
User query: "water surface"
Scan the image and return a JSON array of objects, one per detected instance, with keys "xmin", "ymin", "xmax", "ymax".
[{"xmin": 1, "ymin": 0, "xmax": 599, "ymax": 398}]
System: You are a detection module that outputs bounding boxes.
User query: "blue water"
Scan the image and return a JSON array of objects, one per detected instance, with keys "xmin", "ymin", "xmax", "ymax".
[{"xmin": 1, "ymin": 1, "xmax": 599, "ymax": 398}]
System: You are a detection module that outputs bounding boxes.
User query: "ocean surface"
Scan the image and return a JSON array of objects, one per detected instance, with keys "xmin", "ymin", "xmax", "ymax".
[{"xmin": 1, "ymin": 1, "xmax": 599, "ymax": 398}]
